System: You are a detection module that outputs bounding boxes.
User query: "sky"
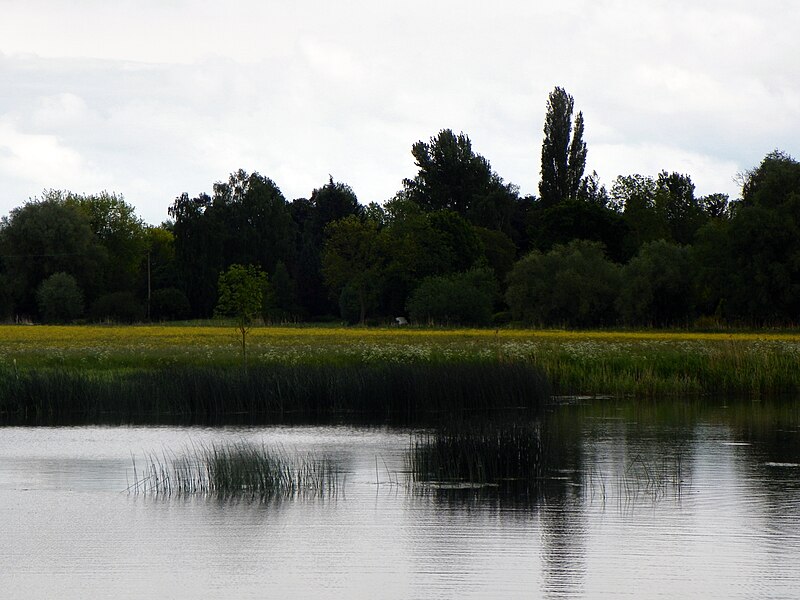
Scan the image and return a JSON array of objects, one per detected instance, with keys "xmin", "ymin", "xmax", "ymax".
[{"xmin": 1, "ymin": 0, "xmax": 798, "ymax": 225}]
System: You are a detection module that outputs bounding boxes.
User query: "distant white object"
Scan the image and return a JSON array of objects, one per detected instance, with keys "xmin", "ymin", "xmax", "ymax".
[{"xmin": 395, "ymin": 316, "xmax": 408, "ymax": 326}]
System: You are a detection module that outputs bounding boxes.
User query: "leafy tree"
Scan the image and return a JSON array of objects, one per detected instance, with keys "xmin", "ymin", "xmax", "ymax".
[
  {"xmin": 212, "ymin": 170, "xmax": 294, "ymax": 275},
  {"xmin": 406, "ymin": 268, "xmax": 497, "ymax": 325},
  {"xmin": 611, "ymin": 174, "xmax": 666, "ymax": 249},
  {"xmin": 473, "ymin": 226, "xmax": 517, "ymax": 286},
  {"xmin": 36, "ymin": 272, "xmax": 84, "ymax": 323},
  {"xmin": 617, "ymin": 241, "xmax": 696, "ymax": 326},
  {"xmin": 0, "ymin": 197, "xmax": 104, "ymax": 317},
  {"xmin": 427, "ymin": 210, "xmax": 485, "ymax": 272},
  {"xmin": 169, "ymin": 170, "xmax": 294, "ymax": 317},
  {"xmin": 528, "ymin": 199, "xmax": 632, "ymax": 263},
  {"xmin": 741, "ymin": 150, "xmax": 800, "ymax": 210},
  {"xmin": 611, "ymin": 172, "xmax": 708, "ymax": 248},
  {"xmin": 654, "ymin": 171, "xmax": 707, "ymax": 245},
  {"xmin": 63, "ymin": 190, "xmax": 147, "ymax": 293},
  {"xmin": 402, "ymin": 129, "xmax": 517, "ymax": 231},
  {"xmin": 506, "ymin": 240, "xmax": 620, "ymax": 327},
  {"xmin": 321, "ymin": 216, "xmax": 387, "ymax": 324},
  {"xmin": 307, "ymin": 177, "xmax": 363, "ymax": 243},
  {"xmin": 699, "ymin": 193, "xmax": 730, "ymax": 220},
  {"xmin": 215, "ymin": 264, "xmax": 268, "ymax": 365},
  {"xmin": 539, "ymin": 87, "xmax": 587, "ymax": 208},
  {"xmin": 693, "ymin": 151, "xmax": 800, "ymax": 324},
  {"xmin": 291, "ymin": 178, "xmax": 362, "ymax": 317},
  {"xmin": 168, "ymin": 191, "xmax": 221, "ymax": 317}
]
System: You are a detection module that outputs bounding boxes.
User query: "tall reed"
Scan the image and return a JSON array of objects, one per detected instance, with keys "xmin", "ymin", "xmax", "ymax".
[
  {"xmin": 407, "ymin": 422, "xmax": 544, "ymax": 492},
  {"xmin": 129, "ymin": 442, "xmax": 341, "ymax": 499},
  {"xmin": 0, "ymin": 362, "xmax": 550, "ymax": 424}
]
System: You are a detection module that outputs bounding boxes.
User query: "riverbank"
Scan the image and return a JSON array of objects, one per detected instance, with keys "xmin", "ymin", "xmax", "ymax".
[{"xmin": 0, "ymin": 325, "xmax": 798, "ymax": 423}]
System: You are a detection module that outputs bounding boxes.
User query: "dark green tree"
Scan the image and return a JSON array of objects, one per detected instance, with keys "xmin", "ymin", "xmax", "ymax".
[
  {"xmin": 321, "ymin": 215, "xmax": 387, "ymax": 324},
  {"xmin": 402, "ymin": 129, "xmax": 517, "ymax": 232},
  {"xmin": 506, "ymin": 240, "xmax": 620, "ymax": 327},
  {"xmin": 616, "ymin": 241, "xmax": 696, "ymax": 326},
  {"xmin": 169, "ymin": 170, "xmax": 295, "ymax": 317},
  {"xmin": 291, "ymin": 178, "xmax": 363, "ymax": 317},
  {"xmin": 36, "ymin": 272, "xmax": 84, "ymax": 323},
  {"xmin": 528, "ymin": 199, "xmax": 632, "ymax": 263},
  {"xmin": 693, "ymin": 151, "xmax": 800, "ymax": 324},
  {"xmin": 654, "ymin": 171, "xmax": 707, "ymax": 245},
  {"xmin": 263, "ymin": 260, "xmax": 299, "ymax": 322},
  {"xmin": 473, "ymin": 226, "xmax": 517, "ymax": 286},
  {"xmin": 741, "ymin": 150, "xmax": 800, "ymax": 209},
  {"xmin": 699, "ymin": 193, "xmax": 730, "ymax": 220},
  {"xmin": 64, "ymin": 191, "xmax": 147, "ymax": 294},
  {"xmin": 539, "ymin": 87, "xmax": 587, "ymax": 208},
  {"xmin": 90, "ymin": 291, "xmax": 144, "ymax": 323},
  {"xmin": 0, "ymin": 197, "xmax": 104, "ymax": 317},
  {"xmin": 406, "ymin": 267, "xmax": 497, "ymax": 325},
  {"xmin": 611, "ymin": 174, "xmax": 666, "ymax": 249},
  {"xmin": 149, "ymin": 288, "xmax": 191, "ymax": 321}
]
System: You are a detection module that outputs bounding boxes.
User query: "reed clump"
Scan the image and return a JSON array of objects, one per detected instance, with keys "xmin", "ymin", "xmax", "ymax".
[
  {"xmin": 407, "ymin": 422, "xmax": 544, "ymax": 493},
  {"xmin": 129, "ymin": 442, "xmax": 341, "ymax": 499}
]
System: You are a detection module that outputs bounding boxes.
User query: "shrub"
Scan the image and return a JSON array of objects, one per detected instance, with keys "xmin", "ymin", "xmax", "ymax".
[
  {"xmin": 150, "ymin": 287, "xmax": 191, "ymax": 321},
  {"xmin": 505, "ymin": 240, "xmax": 620, "ymax": 327},
  {"xmin": 406, "ymin": 268, "xmax": 497, "ymax": 325},
  {"xmin": 36, "ymin": 272, "xmax": 84, "ymax": 323},
  {"xmin": 90, "ymin": 291, "xmax": 144, "ymax": 323},
  {"xmin": 616, "ymin": 240, "xmax": 696, "ymax": 326}
]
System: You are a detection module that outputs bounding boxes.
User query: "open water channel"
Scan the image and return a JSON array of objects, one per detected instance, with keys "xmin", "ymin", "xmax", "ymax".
[{"xmin": 1, "ymin": 400, "xmax": 799, "ymax": 599}]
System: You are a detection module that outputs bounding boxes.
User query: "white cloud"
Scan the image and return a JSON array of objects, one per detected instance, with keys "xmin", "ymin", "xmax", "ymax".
[
  {"xmin": 0, "ymin": 0, "xmax": 797, "ymax": 223},
  {"xmin": 0, "ymin": 118, "xmax": 112, "ymax": 196}
]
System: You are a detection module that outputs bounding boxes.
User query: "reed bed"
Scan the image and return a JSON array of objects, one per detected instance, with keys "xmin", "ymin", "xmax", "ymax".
[
  {"xmin": 407, "ymin": 423, "xmax": 544, "ymax": 494},
  {"xmin": 0, "ymin": 362, "xmax": 550, "ymax": 424},
  {"xmin": 129, "ymin": 442, "xmax": 341, "ymax": 499}
]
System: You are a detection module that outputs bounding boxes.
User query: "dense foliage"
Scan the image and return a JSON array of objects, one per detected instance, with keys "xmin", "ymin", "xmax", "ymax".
[{"xmin": 1, "ymin": 88, "xmax": 799, "ymax": 328}]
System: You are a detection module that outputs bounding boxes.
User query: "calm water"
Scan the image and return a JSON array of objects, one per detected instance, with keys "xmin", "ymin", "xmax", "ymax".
[{"xmin": 1, "ymin": 401, "xmax": 799, "ymax": 599}]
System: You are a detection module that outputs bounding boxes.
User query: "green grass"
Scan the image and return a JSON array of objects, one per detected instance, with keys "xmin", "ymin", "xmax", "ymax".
[
  {"xmin": 0, "ymin": 324, "xmax": 799, "ymax": 426},
  {"xmin": 129, "ymin": 442, "xmax": 341, "ymax": 500}
]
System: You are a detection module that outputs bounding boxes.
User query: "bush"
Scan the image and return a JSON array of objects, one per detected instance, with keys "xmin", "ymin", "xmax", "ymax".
[
  {"xmin": 491, "ymin": 311, "xmax": 512, "ymax": 326},
  {"xmin": 150, "ymin": 288, "xmax": 191, "ymax": 321},
  {"xmin": 616, "ymin": 240, "xmax": 696, "ymax": 326},
  {"xmin": 505, "ymin": 240, "xmax": 620, "ymax": 327},
  {"xmin": 36, "ymin": 272, "xmax": 84, "ymax": 323},
  {"xmin": 406, "ymin": 268, "xmax": 497, "ymax": 326},
  {"xmin": 338, "ymin": 285, "xmax": 362, "ymax": 325},
  {"xmin": 90, "ymin": 291, "xmax": 144, "ymax": 323}
]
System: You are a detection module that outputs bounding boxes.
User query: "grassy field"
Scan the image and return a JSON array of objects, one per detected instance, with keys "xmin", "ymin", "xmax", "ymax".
[{"xmin": 1, "ymin": 324, "xmax": 799, "ymax": 400}]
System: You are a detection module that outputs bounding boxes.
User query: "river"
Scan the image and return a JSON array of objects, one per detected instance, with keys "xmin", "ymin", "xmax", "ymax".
[{"xmin": 1, "ymin": 400, "xmax": 799, "ymax": 598}]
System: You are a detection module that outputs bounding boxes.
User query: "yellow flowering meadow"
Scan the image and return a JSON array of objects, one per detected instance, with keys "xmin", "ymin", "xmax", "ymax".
[{"xmin": 1, "ymin": 324, "xmax": 800, "ymax": 377}]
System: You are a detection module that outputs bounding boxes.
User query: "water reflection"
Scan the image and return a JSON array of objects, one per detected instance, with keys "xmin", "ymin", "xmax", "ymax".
[{"xmin": 1, "ymin": 399, "xmax": 799, "ymax": 598}]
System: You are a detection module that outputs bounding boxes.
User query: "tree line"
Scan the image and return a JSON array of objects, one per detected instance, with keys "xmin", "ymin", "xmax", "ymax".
[{"xmin": 2, "ymin": 86, "xmax": 799, "ymax": 328}]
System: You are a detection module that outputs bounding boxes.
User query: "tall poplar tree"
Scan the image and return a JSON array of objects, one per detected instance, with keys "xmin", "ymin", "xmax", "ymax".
[{"xmin": 539, "ymin": 87, "xmax": 587, "ymax": 208}]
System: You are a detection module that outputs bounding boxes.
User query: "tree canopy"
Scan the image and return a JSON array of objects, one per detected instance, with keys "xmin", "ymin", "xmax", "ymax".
[
  {"xmin": 539, "ymin": 87, "xmax": 587, "ymax": 208},
  {"xmin": 1, "ymin": 89, "xmax": 797, "ymax": 329}
]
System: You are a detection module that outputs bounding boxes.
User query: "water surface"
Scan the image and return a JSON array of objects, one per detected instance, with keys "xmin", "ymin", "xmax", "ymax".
[{"xmin": 1, "ymin": 401, "xmax": 799, "ymax": 599}]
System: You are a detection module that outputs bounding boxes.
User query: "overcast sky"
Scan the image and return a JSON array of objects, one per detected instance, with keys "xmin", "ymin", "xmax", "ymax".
[{"xmin": 1, "ymin": 0, "xmax": 798, "ymax": 224}]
